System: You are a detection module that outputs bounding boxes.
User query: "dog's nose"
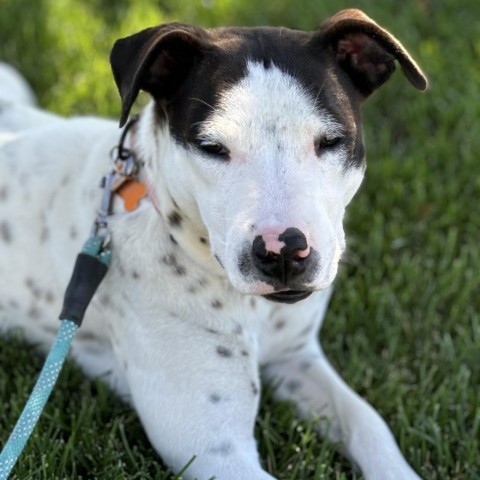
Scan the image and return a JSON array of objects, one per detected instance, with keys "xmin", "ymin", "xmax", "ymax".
[{"xmin": 251, "ymin": 228, "xmax": 312, "ymax": 284}]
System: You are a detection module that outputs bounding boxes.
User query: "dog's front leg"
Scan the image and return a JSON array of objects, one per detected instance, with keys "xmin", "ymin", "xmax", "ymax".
[
  {"xmin": 263, "ymin": 347, "xmax": 421, "ymax": 480},
  {"xmin": 121, "ymin": 318, "xmax": 276, "ymax": 480}
]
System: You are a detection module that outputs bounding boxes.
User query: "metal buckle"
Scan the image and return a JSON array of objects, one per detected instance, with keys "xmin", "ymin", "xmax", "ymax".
[{"xmin": 90, "ymin": 116, "xmax": 140, "ymax": 244}]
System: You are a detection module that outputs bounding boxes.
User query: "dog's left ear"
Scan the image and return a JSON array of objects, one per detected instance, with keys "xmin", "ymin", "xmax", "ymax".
[
  {"xmin": 316, "ymin": 9, "xmax": 428, "ymax": 97},
  {"xmin": 110, "ymin": 24, "xmax": 209, "ymax": 127}
]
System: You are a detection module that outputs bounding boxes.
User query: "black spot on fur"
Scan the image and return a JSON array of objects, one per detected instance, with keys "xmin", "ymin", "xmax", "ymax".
[
  {"xmin": 0, "ymin": 185, "xmax": 8, "ymax": 201},
  {"xmin": 1, "ymin": 222, "xmax": 12, "ymax": 243},
  {"xmin": 45, "ymin": 291, "xmax": 55, "ymax": 304},
  {"xmin": 99, "ymin": 294, "xmax": 111, "ymax": 306},
  {"xmin": 275, "ymin": 319, "xmax": 286, "ymax": 330},
  {"xmin": 25, "ymin": 278, "xmax": 42, "ymax": 299},
  {"xmin": 118, "ymin": 264, "xmax": 126, "ymax": 277},
  {"xmin": 200, "ymin": 236, "xmax": 208, "ymax": 245},
  {"xmin": 209, "ymin": 393, "xmax": 222, "ymax": 403},
  {"xmin": 40, "ymin": 225, "xmax": 49, "ymax": 243},
  {"xmin": 205, "ymin": 327, "xmax": 219, "ymax": 335},
  {"xmin": 216, "ymin": 346, "xmax": 232, "ymax": 358},
  {"xmin": 189, "ymin": 278, "xmax": 207, "ymax": 293},
  {"xmin": 298, "ymin": 324, "xmax": 314, "ymax": 337},
  {"xmin": 175, "ymin": 264, "xmax": 186, "ymax": 275},
  {"xmin": 214, "ymin": 254, "xmax": 224, "ymax": 269},
  {"xmin": 132, "ymin": 270, "xmax": 140, "ymax": 279},
  {"xmin": 211, "ymin": 299, "xmax": 223, "ymax": 309},
  {"xmin": 285, "ymin": 379, "xmax": 302, "ymax": 393},
  {"xmin": 75, "ymin": 331, "xmax": 99, "ymax": 342},
  {"xmin": 299, "ymin": 361, "xmax": 312, "ymax": 372},
  {"xmin": 241, "ymin": 350, "xmax": 249, "ymax": 357},
  {"xmin": 162, "ymin": 253, "xmax": 187, "ymax": 276},
  {"xmin": 70, "ymin": 226, "xmax": 78, "ymax": 240},
  {"xmin": 233, "ymin": 324, "xmax": 242, "ymax": 335},
  {"xmin": 27, "ymin": 306, "xmax": 41, "ymax": 319},
  {"xmin": 209, "ymin": 441, "xmax": 233, "ymax": 456},
  {"xmin": 169, "ymin": 234, "xmax": 178, "ymax": 245},
  {"xmin": 285, "ymin": 342, "xmax": 306, "ymax": 354},
  {"xmin": 168, "ymin": 211, "xmax": 183, "ymax": 228},
  {"xmin": 8, "ymin": 299, "xmax": 19, "ymax": 309},
  {"xmin": 251, "ymin": 381, "xmax": 259, "ymax": 396}
]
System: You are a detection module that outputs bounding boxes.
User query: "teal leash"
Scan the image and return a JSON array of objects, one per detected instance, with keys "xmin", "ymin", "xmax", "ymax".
[
  {"xmin": 0, "ymin": 117, "xmax": 139, "ymax": 479},
  {"xmin": 0, "ymin": 320, "xmax": 78, "ymax": 480},
  {"xmin": 0, "ymin": 235, "xmax": 111, "ymax": 480}
]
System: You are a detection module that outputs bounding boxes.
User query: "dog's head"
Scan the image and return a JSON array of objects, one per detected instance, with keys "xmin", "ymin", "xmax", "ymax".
[{"xmin": 110, "ymin": 9, "xmax": 426, "ymax": 303}]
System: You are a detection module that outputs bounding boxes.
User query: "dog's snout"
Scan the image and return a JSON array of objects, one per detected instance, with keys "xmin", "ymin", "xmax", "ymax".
[{"xmin": 252, "ymin": 228, "xmax": 312, "ymax": 283}]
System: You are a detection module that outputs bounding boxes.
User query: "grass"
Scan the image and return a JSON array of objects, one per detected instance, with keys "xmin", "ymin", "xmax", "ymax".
[{"xmin": 0, "ymin": 0, "xmax": 479, "ymax": 478}]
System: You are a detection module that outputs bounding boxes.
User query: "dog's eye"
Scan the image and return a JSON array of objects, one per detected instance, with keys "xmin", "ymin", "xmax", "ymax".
[
  {"xmin": 315, "ymin": 136, "xmax": 343, "ymax": 156},
  {"xmin": 197, "ymin": 140, "xmax": 230, "ymax": 160}
]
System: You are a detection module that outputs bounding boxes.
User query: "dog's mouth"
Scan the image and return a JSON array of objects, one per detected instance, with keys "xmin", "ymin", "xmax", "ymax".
[{"xmin": 262, "ymin": 290, "xmax": 312, "ymax": 304}]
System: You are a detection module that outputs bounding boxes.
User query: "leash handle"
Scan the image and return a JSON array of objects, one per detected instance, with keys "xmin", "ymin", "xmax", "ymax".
[
  {"xmin": 59, "ymin": 236, "xmax": 110, "ymax": 326},
  {"xmin": 0, "ymin": 235, "xmax": 111, "ymax": 479},
  {"xmin": 0, "ymin": 118, "xmax": 138, "ymax": 479}
]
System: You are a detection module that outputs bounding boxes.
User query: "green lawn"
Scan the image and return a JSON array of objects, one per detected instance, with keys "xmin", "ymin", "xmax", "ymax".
[{"xmin": 1, "ymin": 0, "xmax": 479, "ymax": 479}]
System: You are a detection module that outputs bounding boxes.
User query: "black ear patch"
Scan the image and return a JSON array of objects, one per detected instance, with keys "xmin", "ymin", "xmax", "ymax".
[
  {"xmin": 318, "ymin": 9, "xmax": 428, "ymax": 97},
  {"xmin": 335, "ymin": 32, "xmax": 396, "ymax": 96},
  {"xmin": 110, "ymin": 24, "xmax": 209, "ymax": 126}
]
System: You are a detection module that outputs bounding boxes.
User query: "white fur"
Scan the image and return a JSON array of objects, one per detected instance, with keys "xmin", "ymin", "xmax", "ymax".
[
  {"xmin": 0, "ymin": 62, "xmax": 421, "ymax": 480},
  {"xmin": 0, "ymin": 63, "xmax": 36, "ymax": 106}
]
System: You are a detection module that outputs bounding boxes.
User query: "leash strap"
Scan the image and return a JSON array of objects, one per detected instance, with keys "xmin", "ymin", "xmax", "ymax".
[
  {"xmin": 0, "ymin": 320, "xmax": 78, "ymax": 479},
  {"xmin": 0, "ymin": 117, "xmax": 140, "ymax": 479},
  {"xmin": 0, "ymin": 236, "xmax": 110, "ymax": 480}
]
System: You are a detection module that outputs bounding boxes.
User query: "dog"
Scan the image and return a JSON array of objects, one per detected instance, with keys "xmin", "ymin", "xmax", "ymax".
[{"xmin": 0, "ymin": 9, "xmax": 427, "ymax": 480}]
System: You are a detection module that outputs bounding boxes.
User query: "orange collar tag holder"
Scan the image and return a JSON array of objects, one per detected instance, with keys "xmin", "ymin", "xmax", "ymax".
[{"xmin": 116, "ymin": 180, "xmax": 147, "ymax": 212}]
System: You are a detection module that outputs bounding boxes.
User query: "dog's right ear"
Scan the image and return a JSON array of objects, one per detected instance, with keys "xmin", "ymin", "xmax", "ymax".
[{"xmin": 110, "ymin": 24, "xmax": 208, "ymax": 127}]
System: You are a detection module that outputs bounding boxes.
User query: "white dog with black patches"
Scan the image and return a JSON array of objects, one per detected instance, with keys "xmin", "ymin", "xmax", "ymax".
[{"xmin": 0, "ymin": 9, "xmax": 427, "ymax": 480}]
